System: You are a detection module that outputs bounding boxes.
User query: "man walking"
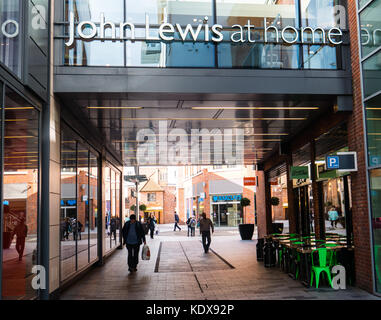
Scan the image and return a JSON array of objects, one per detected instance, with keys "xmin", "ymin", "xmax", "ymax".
[
  {"xmin": 147, "ymin": 213, "xmax": 157, "ymax": 239},
  {"xmin": 174, "ymin": 211, "xmax": 181, "ymax": 231},
  {"xmin": 122, "ymin": 214, "xmax": 146, "ymax": 272},
  {"xmin": 199, "ymin": 212, "xmax": 214, "ymax": 253}
]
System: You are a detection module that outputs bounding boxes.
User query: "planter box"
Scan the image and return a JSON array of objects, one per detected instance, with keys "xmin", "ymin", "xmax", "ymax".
[{"xmin": 238, "ymin": 224, "xmax": 254, "ymax": 240}]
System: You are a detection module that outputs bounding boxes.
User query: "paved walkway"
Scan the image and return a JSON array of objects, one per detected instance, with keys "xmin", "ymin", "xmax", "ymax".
[{"xmin": 60, "ymin": 229, "xmax": 379, "ymax": 300}]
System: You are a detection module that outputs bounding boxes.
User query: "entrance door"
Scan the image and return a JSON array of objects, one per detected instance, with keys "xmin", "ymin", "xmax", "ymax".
[{"xmin": 219, "ymin": 204, "xmax": 228, "ymax": 226}]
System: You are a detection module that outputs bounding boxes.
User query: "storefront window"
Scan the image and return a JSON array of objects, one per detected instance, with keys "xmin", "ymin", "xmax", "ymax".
[
  {"xmin": 104, "ymin": 166, "xmax": 111, "ymax": 252},
  {"xmin": 77, "ymin": 144, "xmax": 89, "ymax": 270},
  {"xmin": 362, "ymin": 50, "xmax": 381, "ymax": 99},
  {"xmin": 359, "ymin": 0, "xmax": 381, "ymax": 58},
  {"xmin": 60, "ymin": 125, "xmax": 100, "ymax": 281},
  {"xmin": 60, "ymin": 129, "xmax": 77, "ymax": 280},
  {"xmin": 89, "ymin": 153, "xmax": 98, "ymax": 262},
  {"xmin": 0, "ymin": 0, "xmax": 22, "ymax": 77},
  {"xmin": 104, "ymin": 165, "xmax": 121, "ymax": 252},
  {"xmin": 211, "ymin": 198, "xmax": 242, "ymax": 227},
  {"xmin": 365, "ymin": 98, "xmax": 381, "ymax": 167},
  {"xmin": 2, "ymin": 87, "xmax": 39, "ymax": 299},
  {"xmin": 369, "ymin": 168, "xmax": 381, "ymax": 292}
]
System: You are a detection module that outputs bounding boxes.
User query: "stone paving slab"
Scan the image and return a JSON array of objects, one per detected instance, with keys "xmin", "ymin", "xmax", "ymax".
[{"xmin": 60, "ymin": 231, "xmax": 380, "ymax": 300}]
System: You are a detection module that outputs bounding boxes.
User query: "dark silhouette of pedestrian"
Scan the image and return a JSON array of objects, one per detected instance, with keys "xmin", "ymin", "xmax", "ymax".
[
  {"xmin": 199, "ymin": 212, "xmax": 214, "ymax": 253},
  {"xmin": 14, "ymin": 216, "xmax": 28, "ymax": 261},
  {"xmin": 122, "ymin": 214, "xmax": 146, "ymax": 272},
  {"xmin": 174, "ymin": 211, "xmax": 181, "ymax": 231},
  {"xmin": 147, "ymin": 213, "xmax": 157, "ymax": 239}
]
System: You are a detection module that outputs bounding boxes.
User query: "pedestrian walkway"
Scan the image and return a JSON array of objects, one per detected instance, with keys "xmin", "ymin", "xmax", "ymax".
[{"xmin": 60, "ymin": 230, "xmax": 379, "ymax": 300}]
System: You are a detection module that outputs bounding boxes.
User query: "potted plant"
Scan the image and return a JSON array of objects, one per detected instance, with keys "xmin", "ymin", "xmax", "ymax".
[
  {"xmin": 238, "ymin": 197, "xmax": 254, "ymax": 240},
  {"xmin": 270, "ymin": 197, "xmax": 283, "ymax": 233}
]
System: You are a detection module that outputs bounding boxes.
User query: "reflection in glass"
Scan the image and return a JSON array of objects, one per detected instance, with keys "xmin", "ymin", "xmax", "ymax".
[
  {"xmin": 104, "ymin": 166, "xmax": 112, "ymax": 252},
  {"xmin": 359, "ymin": 0, "xmax": 381, "ymax": 58},
  {"xmin": 77, "ymin": 144, "xmax": 89, "ymax": 270},
  {"xmin": 369, "ymin": 168, "xmax": 381, "ymax": 292},
  {"xmin": 2, "ymin": 87, "xmax": 39, "ymax": 299},
  {"xmin": 89, "ymin": 153, "xmax": 98, "ymax": 262},
  {"xmin": 362, "ymin": 50, "xmax": 381, "ymax": 99},
  {"xmin": 303, "ymin": 45, "xmax": 337, "ymax": 69},
  {"xmin": 0, "ymin": 0, "xmax": 22, "ymax": 76},
  {"xmin": 60, "ymin": 128, "xmax": 77, "ymax": 281},
  {"xmin": 111, "ymin": 170, "xmax": 117, "ymax": 248}
]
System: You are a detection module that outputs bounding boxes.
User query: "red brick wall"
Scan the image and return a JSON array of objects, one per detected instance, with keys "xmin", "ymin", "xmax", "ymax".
[{"xmin": 347, "ymin": 0, "xmax": 374, "ymax": 293}]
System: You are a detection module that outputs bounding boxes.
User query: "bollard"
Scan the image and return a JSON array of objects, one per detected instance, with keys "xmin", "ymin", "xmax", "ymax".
[
  {"xmin": 264, "ymin": 239, "xmax": 276, "ymax": 268},
  {"xmin": 256, "ymin": 238, "xmax": 265, "ymax": 261}
]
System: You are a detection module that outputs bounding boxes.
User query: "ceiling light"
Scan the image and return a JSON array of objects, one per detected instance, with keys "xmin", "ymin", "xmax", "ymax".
[
  {"xmin": 87, "ymin": 106, "xmax": 143, "ymax": 109},
  {"xmin": 191, "ymin": 107, "xmax": 319, "ymax": 110},
  {"xmin": 121, "ymin": 117, "xmax": 306, "ymax": 121}
]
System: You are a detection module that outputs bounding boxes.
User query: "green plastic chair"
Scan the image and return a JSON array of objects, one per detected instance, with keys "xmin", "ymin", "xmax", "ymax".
[
  {"xmin": 310, "ymin": 248, "xmax": 333, "ymax": 289},
  {"xmin": 323, "ymin": 244, "xmax": 340, "ymax": 265},
  {"xmin": 291, "ymin": 241, "xmax": 304, "ymax": 279}
]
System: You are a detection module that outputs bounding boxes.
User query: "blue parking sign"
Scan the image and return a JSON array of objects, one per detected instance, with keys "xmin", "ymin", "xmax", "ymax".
[{"xmin": 326, "ymin": 156, "xmax": 339, "ymax": 169}]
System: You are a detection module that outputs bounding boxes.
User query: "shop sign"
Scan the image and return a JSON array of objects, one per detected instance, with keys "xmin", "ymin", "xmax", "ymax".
[
  {"xmin": 65, "ymin": 12, "xmax": 344, "ymax": 47},
  {"xmin": 212, "ymin": 194, "xmax": 242, "ymax": 202},
  {"xmin": 243, "ymin": 177, "xmax": 256, "ymax": 186},
  {"xmin": 290, "ymin": 166, "xmax": 309, "ymax": 180},
  {"xmin": 326, "ymin": 152, "xmax": 357, "ymax": 172},
  {"xmin": 61, "ymin": 199, "xmax": 77, "ymax": 206}
]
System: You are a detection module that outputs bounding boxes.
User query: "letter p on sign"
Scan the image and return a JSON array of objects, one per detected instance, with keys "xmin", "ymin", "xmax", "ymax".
[{"xmin": 327, "ymin": 156, "xmax": 339, "ymax": 169}]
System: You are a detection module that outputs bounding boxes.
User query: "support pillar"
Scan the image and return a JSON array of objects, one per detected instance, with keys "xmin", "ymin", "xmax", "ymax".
[
  {"xmin": 286, "ymin": 154, "xmax": 297, "ymax": 234},
  {"xmin": 310, "ymin": 140, "xmax": 325, "ymax": 239},
  {"xmin": 256, "ymin": 171, "xmax": 272, "ymax": 238}
]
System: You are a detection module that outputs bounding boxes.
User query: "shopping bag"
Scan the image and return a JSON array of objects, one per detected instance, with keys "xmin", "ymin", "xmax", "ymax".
[{"xmin": 142, "ymin": 244, "xmax": 151, "ymax": 260}]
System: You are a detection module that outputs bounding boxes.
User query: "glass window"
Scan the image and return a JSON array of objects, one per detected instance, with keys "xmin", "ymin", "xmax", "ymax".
[
  {"xmin": 0, "ymin": 0, "xmax": 22, "ymax": 76},
  {"xmin": 77, "ymin": 144, "xmax": 89, "ymax": 270},
  {"xmin": 302, "ymin": 44, "xmax": 337, "ymax": 69},
  {"xmin": 369, "ymin": 168, "xmax": 381, "ymax": 292},
  {"xmin": 60, "ymin": 129, "xmax": 77, "ymax": 281},
  {"xmin": 362, "ymin": 50, "xmax": 381, "ymax": 99},
  {"xmin": 2, "ymin": 87, "xmax": 39, "ymax": 299},
  {"xmin": 359, "ymin": 0, "xmax": 381, "ymax": 58},
  {"xmin": 60, "ymin": 125, "xmax": 100, "ymax": 281},
  {"xmin": 111, "ymin": 169, "xmax": 117, "ymax": 248},
  {"xmin": 104, "ymin": 166, "xmax": 112, "ymax": 252},
  {"xmin": 115, "ymin": 172, "xmax": 121, "ymax": 246},
  {"xmin": 148, "ymin": 192, "xmax": 156, "ymax": 202},
  {"xmin": 366, "ymin": 96, "xmax": 381, "ymax": 167},
  {"xmin": 89, "ymin": 152, "xmax": 98, "ymax": 262},
  {"xmin": 64, "ymin": 0, "xmax": 125, "ymax": 66}
]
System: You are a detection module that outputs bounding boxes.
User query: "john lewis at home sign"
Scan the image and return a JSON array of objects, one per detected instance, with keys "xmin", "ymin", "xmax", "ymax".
[{"xmin": 65, "ymin": 12, "xmax": 343, "ymax": 47}]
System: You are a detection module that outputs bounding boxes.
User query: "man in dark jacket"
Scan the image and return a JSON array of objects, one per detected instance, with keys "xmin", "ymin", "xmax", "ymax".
[
  {"xmin": 199, "ymin": 212, "xmax": 214, "ymax": 253},
  {"xmin": 173, "ymin": 211, "xmax": 181, "ymax": 231},
  {"xmin": 122, "ymin": 214, "xmax": 146, "ymax": 272}
]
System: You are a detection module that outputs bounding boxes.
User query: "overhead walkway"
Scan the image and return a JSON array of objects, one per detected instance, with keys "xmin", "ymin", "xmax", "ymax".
[{"xmin": 59, "ymin": 229, "xmax": 377, "ymax": 300}]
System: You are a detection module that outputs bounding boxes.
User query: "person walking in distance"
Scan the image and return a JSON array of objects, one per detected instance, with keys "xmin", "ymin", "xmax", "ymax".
[
  {"xmin": 199, "ymin": 212, "xmax": 214, "ymax": 253},
  {"xmin": 186, "ymin": 216, "xmax": 192, "ymax": 237},
  {"xmin": 122, "ymin": 214, "xmax": 146, "ymax": 272},
  {"xmin": 173, "ymin": 211, "xmax": 181, "ymax": 231},
  {"xmin": 147, "ymin": 213, "xmax": 157, "ymax": 239},
  {"xmin": 14, "ymin": 216, "xmax": 28, "ymax": 261}
]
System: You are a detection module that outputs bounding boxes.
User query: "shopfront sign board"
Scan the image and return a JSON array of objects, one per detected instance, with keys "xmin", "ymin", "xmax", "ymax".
[
  {"xmin": 290, "ymin": 166, "xmax": 309, "ymax": 180},
  {"xmin": 326, "ymin": 152, "xmax": 357, "ymax": 172}
]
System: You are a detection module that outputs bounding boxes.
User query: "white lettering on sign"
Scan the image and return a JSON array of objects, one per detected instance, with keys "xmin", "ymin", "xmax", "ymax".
[
  {"xmin": 1, "ymin": 20, "xmax": 19, "ymax": 38},
  {"xmin": 64, "ymin": 11, "xmax": 344, "ymax": 47}
]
